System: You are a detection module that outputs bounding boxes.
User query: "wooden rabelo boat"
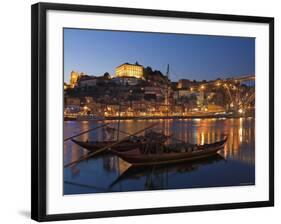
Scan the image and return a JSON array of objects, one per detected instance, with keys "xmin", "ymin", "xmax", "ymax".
[
  {"xmin": 111, "ymin": 137, "xmax": 227, "ymax": 167},
  {"xmin": 71, "ymin": 131, "xmax": 170, "ymax": 152}
]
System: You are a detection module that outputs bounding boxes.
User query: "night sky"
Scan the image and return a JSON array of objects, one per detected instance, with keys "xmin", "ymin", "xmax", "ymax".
[{"xmin": 64, "ymin": 28, "xmax": 255, "ymax": 82}]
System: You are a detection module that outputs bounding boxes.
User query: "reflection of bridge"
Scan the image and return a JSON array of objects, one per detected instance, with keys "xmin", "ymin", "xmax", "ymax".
[{"xmin": 189, "ymin": 75, "xmax": 255, "ymax": 114}]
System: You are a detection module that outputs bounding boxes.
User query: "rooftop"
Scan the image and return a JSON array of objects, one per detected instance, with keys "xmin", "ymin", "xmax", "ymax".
[{"xmin": 116, "ymin": 61, "xmax": 142, "ymax": 68}]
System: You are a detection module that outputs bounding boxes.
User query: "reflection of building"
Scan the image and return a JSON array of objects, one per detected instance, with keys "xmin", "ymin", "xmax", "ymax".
[{"xmin": 115, "ymin": 62, "xmax": 144, "ymax": 79}]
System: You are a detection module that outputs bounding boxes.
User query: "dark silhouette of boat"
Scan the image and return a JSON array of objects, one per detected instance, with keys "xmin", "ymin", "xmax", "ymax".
[
  {"xmin": 111, "ymin": 137, "xmax": 227, "ymax": 166},
  {"xmin": 71, "ymin": 131, "xmax": 170, "ymax": 153}
]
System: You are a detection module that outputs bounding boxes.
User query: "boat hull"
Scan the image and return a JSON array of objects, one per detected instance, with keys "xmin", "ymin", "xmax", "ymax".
[
  {"xmin": 112, "ymin": 138, "xmax": 227, "ymax": 167},
  {"xmin": 71, "ymin": 139, "xmax": 144, "ymax": 152}
]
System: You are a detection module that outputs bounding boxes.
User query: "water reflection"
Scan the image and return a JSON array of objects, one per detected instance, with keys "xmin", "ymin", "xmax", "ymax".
[
  {"xmin": 109, "ymin": 154, "xmax": 225, "ymax": 190},
  {"xmin": 64, "ymin": 118, "xmax": 255, "ymax": 194}
]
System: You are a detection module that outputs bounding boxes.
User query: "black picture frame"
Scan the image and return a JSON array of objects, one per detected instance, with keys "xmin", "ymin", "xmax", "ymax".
[{"xmin": 31, "ymin": 2, "xmax": 274, "ymax": 222}]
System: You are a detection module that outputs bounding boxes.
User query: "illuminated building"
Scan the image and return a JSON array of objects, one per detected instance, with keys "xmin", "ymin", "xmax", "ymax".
[
  {"xmin": 207, "ymin": 104, "xmax": 225, "ymax": 113},
  {"xmin": 112, "ymin": 77, "xmax": 141, "ymax": 86},
  {"xmin": 177, "ymin": 79, "xmax": 193, "ymax": 89},
  {"xmin": 78, "ymin": 76, "xmax": 97, "ymax": 87},
  {"xmin": 70, "ymin": 71, "xmax": 80, "ymax": 88},
  {"xmin": 64, "ymin": 83, "xmax": 71, "ymax": 90},
  {"xmin": 174, "ymin": 89, "xmax": 193, "ymax": 99},
  {"xmin": 115, "ymin": 62, "xmax": 144, "ymax": 79},
  {"xmin": 65, "ymin": 97, "xmax": 80, "ymax": 106},
  {"xmin": 144, "ymin": 86, "xmax": 162, "ymax": 97}
]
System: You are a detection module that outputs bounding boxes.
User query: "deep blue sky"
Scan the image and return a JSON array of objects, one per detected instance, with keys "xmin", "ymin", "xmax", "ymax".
[{"xmin": 64, "ymin": 28, "xmax": 255, "ymax": 82}]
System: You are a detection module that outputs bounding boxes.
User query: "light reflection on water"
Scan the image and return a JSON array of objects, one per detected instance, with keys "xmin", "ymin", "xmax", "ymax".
[{"xmin": 64, "ymin": 118, "xmax": 255, "ymax": 195}]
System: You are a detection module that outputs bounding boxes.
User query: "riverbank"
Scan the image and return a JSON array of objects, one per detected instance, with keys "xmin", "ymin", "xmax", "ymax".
[{"xmin": 64, "ymin": 113, "xmax": 254, "ymax": 121}]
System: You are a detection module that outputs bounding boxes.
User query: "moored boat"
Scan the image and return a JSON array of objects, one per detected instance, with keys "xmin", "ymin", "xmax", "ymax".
[
  {"xmin": 111, "ymin": 137, "xmax": 227, "ymax": 166},
  {"xmin": 71, "ymin": 131, "xmax": 170, "ymax": 152},
  {"xmin": 72, "ymin": 139, "xmax": 143, "ymax": 152}
]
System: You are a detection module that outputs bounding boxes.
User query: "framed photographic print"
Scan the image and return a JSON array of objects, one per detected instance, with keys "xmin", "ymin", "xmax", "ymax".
[{"xmin": 31, "ymin": 2, "xmax": 274, "ymax": 222}]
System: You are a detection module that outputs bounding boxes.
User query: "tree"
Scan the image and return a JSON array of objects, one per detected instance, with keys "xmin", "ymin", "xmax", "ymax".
[
  {"xmin": 103, "ymin": 72, "xmax": 110, "ymax": 80},
  {"xmin": 143, "ymin": 66, "xmax": 153, "ymax": 80}
]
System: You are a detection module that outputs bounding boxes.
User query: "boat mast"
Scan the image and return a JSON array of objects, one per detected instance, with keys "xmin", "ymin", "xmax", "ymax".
[
  {"xmin": 165, "ymin": 64, "xmax": 170, "ymax": 117},
  {"xmin": 117, "ymin": 103, "xmax": 121, "ymax": 141}
]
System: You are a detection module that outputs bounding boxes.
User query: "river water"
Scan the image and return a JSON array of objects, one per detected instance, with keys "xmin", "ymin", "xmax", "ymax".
[{"xmin": 63, "ymin": 118, "xmax": 255, "ymax": 195}]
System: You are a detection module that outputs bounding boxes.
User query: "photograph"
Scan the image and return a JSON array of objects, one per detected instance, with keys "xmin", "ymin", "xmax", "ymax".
[{"xmin": 63, "ymin": 28, "xmax": 256, "ymax": 195}]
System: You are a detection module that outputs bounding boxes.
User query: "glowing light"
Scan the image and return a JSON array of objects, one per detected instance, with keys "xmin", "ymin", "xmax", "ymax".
[
  {"xmin": 239, "ymin": 126, "xmax": 243, "ymax": 142},
  {"xmin": 238, "ymin": 109, "xmax": 244, "ymax": 114},
  {"xmin": 201, "ymin": 132, "xmax": 205, "ymax": 145}
]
